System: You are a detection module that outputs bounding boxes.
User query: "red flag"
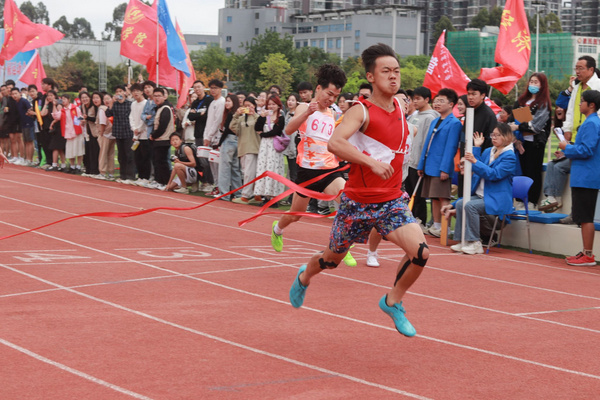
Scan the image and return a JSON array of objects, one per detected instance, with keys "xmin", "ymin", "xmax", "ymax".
[
  {"xmin": 175, "ymin": 21, "xmax": 195, "ymax": 108},
  {"xmin": 145, "ymin": 30, "xmax": 178, "ymax": 88},
  {"xmin": 479, "ymin": 0, "xmax": 531, "ymax": 94},
  {"xmin": 423, "ymin": 30, "xmax": 471, "ymax": 98},
  {"xmin": 120, "ymin": 0, "xmax": 158, "ymax": 65},
  {"xmin": 18, "ymin": 50, "xmax": 46, "ymax": 89},
  {"xmin": 0, "ymin": 0, "xmax": 64, "ymax": 65}
]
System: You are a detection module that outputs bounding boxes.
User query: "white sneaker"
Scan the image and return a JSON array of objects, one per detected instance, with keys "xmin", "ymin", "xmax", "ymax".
[
  {"xmin": 157, "ymin": 184, "xmax": 166, "ymax": 191},
  {"xmin": 366, "ymin": 251, "xmax": 380, "ymax": 267},
  {"xmin": 190, "ymin": 182, "xmax": 199, "ymax": 193},
  {"xmin": 427, "ymin": 226, "xmax": 442, "ymax": 238},
  {"xmin": 174, "ymin": 187, "xmax": 189, "ymax": 194},
  {"xmin": 201, "ymin": 183, "xmax": 214, "ymax": 192},
  {"xmin": 450, "ymin": 243, "xmax": 463, "ymax": 252},
  {"xmin": 461, "ymin": 241, "xmax": 484, "ymax": 255}
]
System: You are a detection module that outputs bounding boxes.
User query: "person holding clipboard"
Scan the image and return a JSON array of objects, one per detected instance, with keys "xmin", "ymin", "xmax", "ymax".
[{"xmin": 508, "ymin": 73, "xmax": 552, "ymax": 210}]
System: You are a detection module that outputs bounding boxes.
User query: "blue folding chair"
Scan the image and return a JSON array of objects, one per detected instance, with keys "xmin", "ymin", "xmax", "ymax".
[{"xmin": 487, "ymin": 176, "xmax": 533, "ymax": 254}]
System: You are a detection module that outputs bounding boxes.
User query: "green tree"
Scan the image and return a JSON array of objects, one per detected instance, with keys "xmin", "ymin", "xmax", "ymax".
[
  {"xmin": 102, "ymin": 3, "xmax": 128, "ymax": 41},
  {"xmin": 190, "ymin": 46, "xmax": 232, "ymax": 76},
  {"xmin": 45, "ymin": 50, "xmax": 99, "ymax": 91},
  {"xmin": 19, "ymin": 1, "xmax": 50, "ymax": 25},
  {"xmin": 545, "ymin": 13, "xmax": 562, "ymax": 33},
  {"xmin": 402, "ymin": 55, "xmax": 430, "ymax": 70},
  {"xmin": 234, "ymin": 31, "xmax": 297, "ymax": 91},
  {"xmin": 292, "ymin": 46, "xmax": 340, "ymax": 90},
  {"xmin": 433, "ymin": 16, "xmax": 455, "ymax": 44},
  {"xmin": 342, "ymin": 70, "xmax": 367, "ymax": 94},
  {"xmin": 257, "ymin": 53, "xmax": 294, "ymax": 96},
  {"xmin": 470, "ymin": 8, "xmax": 490, "ymax": 29},
  {"xmin": 400, "ymin": 61, "xmax": 425, "ymax": 90},
  {"xmin": 341, "ymin": 56, "xmax": 364, "ymax": 78},
  {"xmin": 488, "ymin": 6, "xmax": 503, "ymax": 27},
  {"xmin": 53, "ymin": 16, "xmax": 96, "ymax": 39}
]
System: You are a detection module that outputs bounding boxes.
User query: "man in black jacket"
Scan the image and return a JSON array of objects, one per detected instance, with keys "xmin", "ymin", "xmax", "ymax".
[{"xmin": 187, "ymin": 80, "xmax": 212, "ymax": 146}]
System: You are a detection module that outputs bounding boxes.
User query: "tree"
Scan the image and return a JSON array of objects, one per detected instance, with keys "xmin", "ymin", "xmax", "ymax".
[
  {"xmin": 234, "ymin": 31, "xmax": 297, "ymax": 91},
  {"xmin": 470, "ymin": 8, "xmax": 490, "ymax": 29},
  {"xmin": 19, "ymin": 1, "xmax": 50, "ymax": 25},
  {"xmin": 399, "ymin": 61, "xmax": 425, "ymax": 91},
  {"xmin": 433, "ymin": 16, "xmax": 455, "ymax": 44},
  {"xmin": 102, "ymin": 3, "xmax": 128, "ymax": 41},
  {"xmin": 52, "ymin": 16, "xmax": 96, "ymax": 39},
  {"xmin": 402, "ymin": 55, "xmax": 430, "ymax": 70},
  {"xmin": 488, "ymin": 6, "xmax": 503, "ymax": 27},
  {"xmin": 257, "ymin": 53, "xmax": 294, "ymax": 96},
  {"xmin": 45, "ymin": 50, "xmax": 98, "ymax": 91},
  {"xmin": 292, "ymin": 46, "xmax": 340, "ymax": 90},
  {"xmin": 190, "ymin": 46, "xmax": 232, "ymax": 76},
  {"xmin": 545, "ymin": 13, "xmax": 562, "ymax": 33},
  {"xmin": 342, "ymin": 70, "xmax": 367, "ymax": 94}
]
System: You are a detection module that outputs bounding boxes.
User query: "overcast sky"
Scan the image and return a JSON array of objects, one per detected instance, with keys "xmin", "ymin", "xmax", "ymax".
[{"xmin": 23, "ymin": 0, "xmax": 224, "ymax": 37}]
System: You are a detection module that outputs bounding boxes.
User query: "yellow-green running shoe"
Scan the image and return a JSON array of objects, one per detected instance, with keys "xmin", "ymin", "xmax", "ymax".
[
  {"xmin": 271, "ymin": 221, "xmax": 283, "ymax": 252},
  {"xmin": 343, "ymin": 250, "xmax": 357, "ymax": 267}
]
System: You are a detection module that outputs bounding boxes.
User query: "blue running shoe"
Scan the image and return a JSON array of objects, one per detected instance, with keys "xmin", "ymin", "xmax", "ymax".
[
  {"xmin": 289, "ymin": 264, "xmax": 308, "ymax": 308},
  {"xmin": 379, "ymin": 295, "xmax": 416, "ymax": 337}
]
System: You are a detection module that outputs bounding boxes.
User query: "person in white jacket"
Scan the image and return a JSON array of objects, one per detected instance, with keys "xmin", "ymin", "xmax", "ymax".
[{"xmin": 203, "ymin": 79, "xmax": 226, "ymax": 192}]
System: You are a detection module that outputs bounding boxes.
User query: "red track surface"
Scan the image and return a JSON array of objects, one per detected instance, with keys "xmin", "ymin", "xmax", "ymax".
[{"xmin": 1, "ymin": 165, "xmax": 599, "ymax": 399}]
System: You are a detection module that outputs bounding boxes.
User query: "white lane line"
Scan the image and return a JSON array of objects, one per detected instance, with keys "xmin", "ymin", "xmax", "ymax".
[
  {"xmin": 2, "ymin": 219, "xmax": 600, "ymax": 382},
  {"xmin": 0, "ymin": 249, "xmax": 77, "ymax": 253},
  {"xmin": 0, "ymin": 337, "xmax": 152, "ymax": 399},
  {"xmin": 0, "ymin": 261, "xmax": 431, "ymax": 400},
  {"xmin": 515, "ymin": 306, "xmax": 600, "ymax": 316}
]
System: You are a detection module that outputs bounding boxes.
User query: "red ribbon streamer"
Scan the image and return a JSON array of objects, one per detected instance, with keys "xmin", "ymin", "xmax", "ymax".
[{"xmin": 0, "ymin": 165, "xmax": 350, "ymax": 241}]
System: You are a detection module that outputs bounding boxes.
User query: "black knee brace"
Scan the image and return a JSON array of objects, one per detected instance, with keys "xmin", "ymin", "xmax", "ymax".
[
  {"xmin": 319, "ymin": 257, "xmax": 339, "ymax": 270},
  {"xmin": 394, "ymin": 242, "xmax": 429, "ymax": 285},
  {"xmin": 411, "ymin": 242, "xmax": 429, "ymax": 267}
]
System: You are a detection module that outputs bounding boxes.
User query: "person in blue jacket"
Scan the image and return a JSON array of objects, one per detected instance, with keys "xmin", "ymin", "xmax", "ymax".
[
  {"xmin": 559, "ymin": 89, "xmax": 600, "ymax": 266},
  {"xmin": 451, "ymin": 123, "xmax": 517, "ymax": 254},
  {"xmin": 417, "ymin": 88, "xmax": 462, "ymax": 238}
]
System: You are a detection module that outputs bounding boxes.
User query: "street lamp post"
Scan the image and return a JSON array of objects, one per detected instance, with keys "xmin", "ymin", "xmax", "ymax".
[{"xmin": 532, "ymin": 0, "xmax": 546, "ymax": 73}]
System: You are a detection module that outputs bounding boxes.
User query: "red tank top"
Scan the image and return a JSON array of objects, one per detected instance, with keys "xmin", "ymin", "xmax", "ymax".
[{"xmin": 345, "ymin": 98, "xmax": 409, "ymax": 203}]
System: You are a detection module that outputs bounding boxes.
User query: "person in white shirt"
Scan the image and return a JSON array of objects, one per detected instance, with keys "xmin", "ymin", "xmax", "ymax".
[
  {"xmin": 129, "ymin": 83, "xmax": 150, "ymax": 185},
  {"xmin": 203, "ymin": 79, "xmax": 226, "ymax": 191}
]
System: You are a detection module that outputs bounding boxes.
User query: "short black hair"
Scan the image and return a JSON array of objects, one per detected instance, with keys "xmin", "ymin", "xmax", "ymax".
[
  {"xmin": 297, "ymin": 81, "xmax": 313, "ymax": 92},
  {"xmin": 169, "ymin": 132, "xmax": 182, "ymax": 140},
  {"xmin": 405, "ymin": 89, "xmax": 414, "ymax": 98},
  {"xmin": 10, "ymin": 87, "xmax": 20, "ymax": 93},
  {"xmin": 268, "ymin": 84, "xmax": 281, "ymax": 94},
  {"xmin": 143, "ymin": 80, "xmax": 157, "ymax": 89},
  {"xmin": 193, "ymin": 80, "xmax": 205, "ymax": 87},
  {"xmin": 315, "ymin": 64, "xmax": 347, "ymax": 90},
  {"xmin": 466, "ymin": 78, "xmax": 488, "ymax": 95},
  {"xmin": 27, "ymin": 84, "xmax": 38, "ymax": 91},
  {"xmin": 208, "ymin": 79, "xmax": 224, "ymax": 88},
  {"xmin": 361, "ymin": 43, "xmax": 397, "ymax": 74},
  {"xmin": 236, "ymin": 90, "xmax": 247, "ymax": 96},
  {"xmin": 396, "ymin": 89, "xmax": 408, "ymax": 96},
  {"xmin": 582, "ymin": 89, "xmax": 600, "ymax": 111},
  {"xmin": 413, "ymin": 86, "xmax": 432, "ymax": 101},
  {"xmin": 5, "ymin": 79, "xmax": 16, "ymax": 86},
  {"xmin": 579, "ymin": 55, "xmax": 597, "ymax": 70},
  {"xmin": 46, "ymin": 90, "xmax": 57, "ymax": 97},
  {"xmin": 153, "ymin": 87, "xmax": 167, "ymax": 95},
  {"xmin": 130, "ymin": 83, "xmax": 143, "ymax": 92},
  {"xmin": 359, "ymin": 83, "xmax": 373, "ymax": 92},
  {"xmin": 60, "ymin": 93, "xmax": 71, "ymax": 100},
  {"xmin": 41, "ymin": 78, "xmax": 57, "ymax": 88},
  {"xmin": 113, "ymin": 85, "xmax": 127, "ymax": 92},
  {"xmin": 437, "ymin": 88, "xmax": 458, "ymax": 106}
]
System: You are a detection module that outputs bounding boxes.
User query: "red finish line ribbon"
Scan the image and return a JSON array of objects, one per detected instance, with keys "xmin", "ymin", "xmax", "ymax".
[{"xmin": 0, "ymin": 165, "xmax": 350, "ymax": 241}]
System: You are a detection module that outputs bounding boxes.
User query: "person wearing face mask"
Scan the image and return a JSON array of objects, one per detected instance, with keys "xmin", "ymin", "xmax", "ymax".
[{"xmin": 508, "ymin": 73, "xmax": 552, "ymax": 210}]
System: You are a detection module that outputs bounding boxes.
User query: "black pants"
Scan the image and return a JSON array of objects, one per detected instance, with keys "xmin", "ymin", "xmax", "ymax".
[
  {"xmin": 153, "ymin": 144, "xmax": 171, "ymax": 185},
  {"xmin": 519, "ymin": 140, "xmax": 545, "ymax": 204},
  {"xmin": 134, "ymin": 140, "xmax": 152, "ymax": 180},
  {"xmin": 116, "ymin": 138, "xmax": 136, "ymax": 180},
  {"xmin": 405, "ymin": 167, "xmax": 428, "ymax": 224},
  {"xmin": 84, "ymin": 135, "xmax": 100, "ymax": 175}
]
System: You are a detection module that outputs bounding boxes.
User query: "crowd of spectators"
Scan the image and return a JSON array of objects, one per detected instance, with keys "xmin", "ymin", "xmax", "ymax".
[{"xmin": 2, "ymin": 54, "xmax": 600, "ymax": 266}]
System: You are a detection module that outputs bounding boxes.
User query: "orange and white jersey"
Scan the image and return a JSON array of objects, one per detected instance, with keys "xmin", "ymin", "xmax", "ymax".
[{"xmin": 296, "ymin": 108, "xmax": 340, "ymax": 170}]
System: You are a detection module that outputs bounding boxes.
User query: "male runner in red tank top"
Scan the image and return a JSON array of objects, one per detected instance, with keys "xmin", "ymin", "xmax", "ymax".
[{"xmin": 288, "ymin": 43, "xmax": 429, "ymax": 337}]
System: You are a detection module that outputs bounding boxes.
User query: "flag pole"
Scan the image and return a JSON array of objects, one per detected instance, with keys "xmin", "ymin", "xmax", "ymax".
[
  {"xmin": 156, "ymin": 0, "xmax": 160, "ymax": 86},
  {"xmin": 461, "ymin": 107, "xmax": 474, "ymax": 247}
]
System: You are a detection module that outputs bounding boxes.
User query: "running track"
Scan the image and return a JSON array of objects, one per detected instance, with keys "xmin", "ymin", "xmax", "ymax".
[{"xmin": 1, "ymin": 165, "xmax": 599, "ymax": 399}]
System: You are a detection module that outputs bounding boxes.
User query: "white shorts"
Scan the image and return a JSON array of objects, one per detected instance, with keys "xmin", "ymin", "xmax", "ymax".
[{"xmin": 174, "ymin": 166, "xmax": 198, "ymax": 187}]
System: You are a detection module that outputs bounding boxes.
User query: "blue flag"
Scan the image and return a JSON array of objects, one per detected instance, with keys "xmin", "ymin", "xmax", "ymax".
[{"xmin": 157, "ymin": 0, "xmax": 191, "ymax": 77}]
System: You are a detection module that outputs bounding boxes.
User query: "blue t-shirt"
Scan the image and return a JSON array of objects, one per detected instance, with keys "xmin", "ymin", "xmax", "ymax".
[{"xmin": 16, "ymin": 98, "xmax": 34, "ymax": 129}]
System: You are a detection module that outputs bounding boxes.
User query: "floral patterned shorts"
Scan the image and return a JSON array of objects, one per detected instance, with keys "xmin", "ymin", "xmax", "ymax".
[{"xmin": 329, "ymin": 192, "xmax": 417, "ymax": 254}]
